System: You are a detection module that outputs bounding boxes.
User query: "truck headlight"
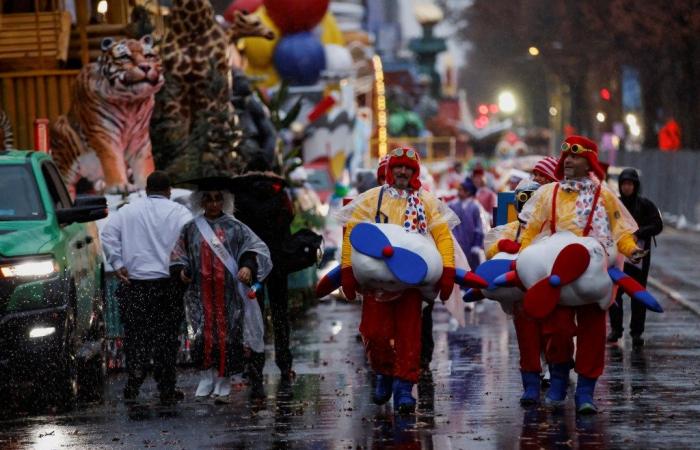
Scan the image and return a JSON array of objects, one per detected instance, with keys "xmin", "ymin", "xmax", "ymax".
[{"xmin": 0, "ymin": 259, "xmax": 58, "ymax": 278}]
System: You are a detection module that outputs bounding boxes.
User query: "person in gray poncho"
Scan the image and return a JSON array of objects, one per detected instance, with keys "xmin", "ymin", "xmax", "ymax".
[{"xmin": 170, "ymin": 178, "xmax": 272, "ymax": 402}]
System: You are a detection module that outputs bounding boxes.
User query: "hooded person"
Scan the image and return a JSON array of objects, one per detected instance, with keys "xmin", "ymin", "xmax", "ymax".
[
  {"xmin": 517, "ymin": 135, "xmax": 646, "ymax": 414},
  {"xmin": 448, "ymin": 177, "xmax": 484, "ymax": 270},
  {"xmin": 335, "ymin": 146, "xmax": 460, "ymax": 414},
  {"xmin": 607, "ymin": 168, "xmax": 663, "ymax": 347},
  {"xmin": 170, "ymin": 177, "xmax": 273, "ymax": 402}
]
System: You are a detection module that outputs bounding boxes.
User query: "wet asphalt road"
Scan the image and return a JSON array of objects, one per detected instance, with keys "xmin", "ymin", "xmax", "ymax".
[{"xmin": 2, "ymin": 239, "xmax": 700, "ymax": 449}]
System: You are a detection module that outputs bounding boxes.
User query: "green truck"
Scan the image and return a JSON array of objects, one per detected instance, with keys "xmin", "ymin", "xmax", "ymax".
[{"xmin": 0, "ymin": 150, "xmax": 108, "ymax": 409}]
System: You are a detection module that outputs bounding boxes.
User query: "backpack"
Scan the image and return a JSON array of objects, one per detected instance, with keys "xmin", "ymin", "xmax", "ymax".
[{"xmin": 279, "ymin": 228, "xmax": 323, "ymax": 274}]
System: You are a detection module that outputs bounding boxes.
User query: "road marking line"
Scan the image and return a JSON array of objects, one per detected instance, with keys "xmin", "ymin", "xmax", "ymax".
[{"xmin": 647, "ymin": 276, "xmax": 700, "ymax": 317}]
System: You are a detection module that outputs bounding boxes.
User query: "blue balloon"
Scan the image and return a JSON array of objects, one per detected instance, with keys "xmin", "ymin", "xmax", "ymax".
[{"xmin": 273, "ymin": 32, "xmax": 326, "ymax": 86}]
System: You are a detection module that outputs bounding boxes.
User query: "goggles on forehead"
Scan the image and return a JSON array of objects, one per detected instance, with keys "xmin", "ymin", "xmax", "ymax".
[
  {"xmin": 390, "ymin": 147, "xmax": 417, "ymax": 159},
  {"xmin": 561, "ymin": 142, "xmax": 594, "ymax": 154}
]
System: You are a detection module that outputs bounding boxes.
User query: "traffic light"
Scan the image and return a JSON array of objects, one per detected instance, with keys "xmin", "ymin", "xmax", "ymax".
[{"xmin": 599, "ymin": 88, "xmax": 611, "ymax": 101}]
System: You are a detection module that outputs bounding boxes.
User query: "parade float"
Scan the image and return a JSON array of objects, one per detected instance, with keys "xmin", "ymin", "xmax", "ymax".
[{"xmin": 0, "ymin": 0, "xmax": 276, "ymax": 191}]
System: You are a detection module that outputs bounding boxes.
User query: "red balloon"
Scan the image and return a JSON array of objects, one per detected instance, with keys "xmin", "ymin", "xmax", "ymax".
[
  {"xmin": 264, "ymin": 0, "xmax": 329, "ymax": 34},
  {"xmin": 224, "ymin": 0, "xmax": 264, "ymax": 22}
]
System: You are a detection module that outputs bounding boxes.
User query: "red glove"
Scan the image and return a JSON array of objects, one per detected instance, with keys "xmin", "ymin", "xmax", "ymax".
[
  {"xmin": 341, "ymin": 266, "xmax": 358, "ymax": 300},
  {"xmin": 437, "ymin": 267, "xmax": 456, "ymax": 301},
  {"xmin": 498, "ymin": 238, "xmax": 521, "ymax": 254}
]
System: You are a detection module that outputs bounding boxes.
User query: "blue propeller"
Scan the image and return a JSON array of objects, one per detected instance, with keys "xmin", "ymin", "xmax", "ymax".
[
  {"xmin": 349, "ymin": 223, "xmax": 428, "ymax": 285},
  {"xmin": 607, "ymin": 267, "xmax": 663, "ymax": 313},
  {"xmin": 474, "ymin": 258, "xmax": 514, "ymax": 290},
  {"xmin": 349, "ymin": 223, "xmax": 391, "ymax": 258}
]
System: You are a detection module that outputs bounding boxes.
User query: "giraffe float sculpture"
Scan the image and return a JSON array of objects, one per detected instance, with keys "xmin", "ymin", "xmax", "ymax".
[{"xmin": 158, "ymin": 1, "xmax": 274, "ymax": 136}]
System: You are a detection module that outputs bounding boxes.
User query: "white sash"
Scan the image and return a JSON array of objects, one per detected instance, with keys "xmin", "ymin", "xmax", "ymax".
[
  {"xmin": 194, "ymin": 215, "xmax": 264, "ymax": 353},
  {"xmin": 195, "ymin": 216, "xmax": 239, "ymax": 277}
]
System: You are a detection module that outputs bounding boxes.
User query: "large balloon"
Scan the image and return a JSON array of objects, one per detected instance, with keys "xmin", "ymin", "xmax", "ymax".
[
  {"xmin": 264, "ymin": 0, "xmax": 329, "ymax": 34},
  {"xmin": 241, "ymin": 7, "xmax": 280, "ymax": 68},
  {"xmin": 273, "ymin": 32, "xmax": 325, "ymax": 85}
]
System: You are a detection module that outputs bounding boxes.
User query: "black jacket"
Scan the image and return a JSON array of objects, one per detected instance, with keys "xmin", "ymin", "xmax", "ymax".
[
  {"xmin": 618, "ymin": 168, "xmax": 663, "ymax": 280},
  {"xmin": 230, "ymin": 173, "xmax": 294, "ymax": 265}
]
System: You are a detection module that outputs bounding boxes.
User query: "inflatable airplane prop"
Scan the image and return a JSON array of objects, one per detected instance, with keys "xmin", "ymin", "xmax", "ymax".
[
  {"xmin": 462, "ymin": 252, "xmax": 523, "ymax": 314},
  {"xmin": 316, "ymin": 223, "xmax": 488, "ymax": 299},
  {"xmin": 478, "ymin": 231, "xmax": 663, "ymax": 318}
]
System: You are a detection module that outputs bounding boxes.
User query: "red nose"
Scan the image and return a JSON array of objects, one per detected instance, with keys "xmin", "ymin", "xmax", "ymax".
[{"xmin": 382, "ymin": 245, "xmax": 394, "ymax": 258}]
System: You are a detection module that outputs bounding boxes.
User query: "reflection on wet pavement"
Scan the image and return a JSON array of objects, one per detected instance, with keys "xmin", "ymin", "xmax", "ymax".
[{"xmin": 1, "ymin": 289, "xmax": 699, "ymax": 449}]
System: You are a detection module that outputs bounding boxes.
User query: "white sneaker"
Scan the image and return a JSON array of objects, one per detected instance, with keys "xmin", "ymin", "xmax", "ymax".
[
  {"xmin": 213, "ymin": 376, "xmax": 231, "ymax": 397},
  {"xmin": 195, "ymin": 368, "xmax": 216, "ymax": 397}
]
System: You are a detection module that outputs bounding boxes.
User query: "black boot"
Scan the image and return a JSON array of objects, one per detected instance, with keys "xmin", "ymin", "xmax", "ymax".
[
  {"xmin": 606, "ymin": 329, "xmax": 622, "ymax": 343},
  {"xmin": 631, "ymin": 334, "xmax": 645, "ymax": 350},
  {"xmin": 248, "ymin": 352, "xmax": 266, "ymax": 400}
]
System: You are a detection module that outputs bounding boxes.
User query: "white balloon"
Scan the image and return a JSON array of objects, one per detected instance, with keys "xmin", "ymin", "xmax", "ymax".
[
  {"xmin": 351, "ymin": 223, "xmax": 442, "ymax": 300},
  {"xmin": 516, "ymin": 231, "xmax": 615, "ymax": 310}
]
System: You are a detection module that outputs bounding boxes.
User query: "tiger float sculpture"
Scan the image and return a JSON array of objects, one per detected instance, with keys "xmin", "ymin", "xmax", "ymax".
[
  {"xmin": 51, "ymin": 35, "xmax": 164, "ymax": 192},
  {"xmin": 0, "ymin": 109, "xmax": 14, "ymax": 151}
]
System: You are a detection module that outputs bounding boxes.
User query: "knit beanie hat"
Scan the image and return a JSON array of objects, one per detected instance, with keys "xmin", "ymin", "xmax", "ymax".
[{"xmin": 533, "ymin": 156, "xmax": 558, "ymax": 182}]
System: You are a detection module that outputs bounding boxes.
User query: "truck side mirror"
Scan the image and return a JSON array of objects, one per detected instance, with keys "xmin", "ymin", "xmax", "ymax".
[{"xmin": 56, "ymin": 195, "xmax": 108, "ymax": 225}]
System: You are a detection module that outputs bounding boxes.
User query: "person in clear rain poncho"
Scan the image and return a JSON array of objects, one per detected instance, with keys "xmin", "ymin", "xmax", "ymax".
[
  {"xmin": 170, "ymin": 178, "xmax": 272, "ymax": 402},
  {"xmin": 336, "ymin": 147, "xmax": 460, "ymax": 414},
  {"xmin": 517, "ymin": 136, "xmax": 644, "ymax": 414}
]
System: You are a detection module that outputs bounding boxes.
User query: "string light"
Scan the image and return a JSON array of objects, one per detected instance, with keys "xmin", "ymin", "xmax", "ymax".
[{"xmin": 372, "ymin": 55, "xmax": 388, "ymax": 158}]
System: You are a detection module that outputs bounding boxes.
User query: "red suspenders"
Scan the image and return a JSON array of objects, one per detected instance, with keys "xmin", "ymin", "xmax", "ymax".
[{"xmin": 550, "ymin": 183, "xmax": 602, "ymax": 237}]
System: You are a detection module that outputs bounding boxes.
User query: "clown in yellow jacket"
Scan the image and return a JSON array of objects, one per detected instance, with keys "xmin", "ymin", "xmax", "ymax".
[
  {"xmin": 514, "ymin": 135, "xmax": 646, "ymax": 414},
  {"xmin": 335, "ymin": 147, "xmax": 463, "ymax": 414}
]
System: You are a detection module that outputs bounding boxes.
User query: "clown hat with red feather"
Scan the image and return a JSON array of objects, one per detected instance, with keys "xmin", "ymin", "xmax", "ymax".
[{"xmin": 554, "ymin": 135, "xmax": 607, "ymax": 181}]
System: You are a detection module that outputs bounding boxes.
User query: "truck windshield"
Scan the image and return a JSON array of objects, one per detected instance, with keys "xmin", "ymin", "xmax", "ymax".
[{"xmin": 0, "ymin": 165, "xmax": 45, "ymax": 220}]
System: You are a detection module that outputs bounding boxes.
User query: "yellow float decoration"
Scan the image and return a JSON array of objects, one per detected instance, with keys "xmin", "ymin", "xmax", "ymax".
[
  {"xmin": 241, "ymin": 7, "xmax": 279, "ymax": 68},
  {"xmin": 319, "ymin": 12, "xmax": 344, "ymax": 46}
]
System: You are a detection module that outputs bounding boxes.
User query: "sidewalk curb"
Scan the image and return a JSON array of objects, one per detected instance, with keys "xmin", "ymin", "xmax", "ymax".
[{"xmin": 647, "ymin": 276, "xmax": 700, "ymax": 317}]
